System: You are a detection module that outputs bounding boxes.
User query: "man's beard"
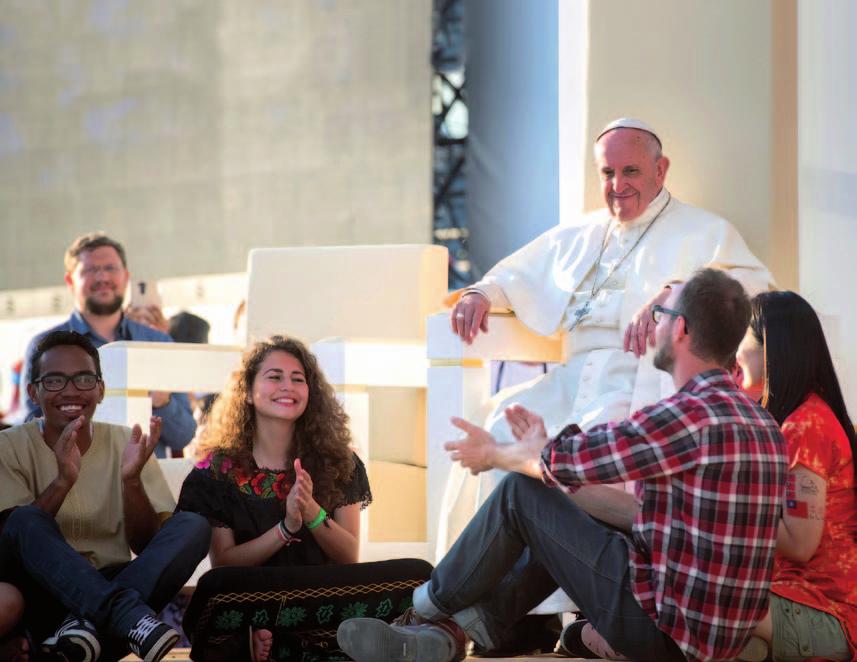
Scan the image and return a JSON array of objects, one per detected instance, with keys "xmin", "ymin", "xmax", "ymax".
[
  {"xmin": 85, "ymin": 294, "xmax": 123, "ymax": 316},
  {"xmin": 653, "ymin": 340, "xmax": 674, "ymax": 374}
]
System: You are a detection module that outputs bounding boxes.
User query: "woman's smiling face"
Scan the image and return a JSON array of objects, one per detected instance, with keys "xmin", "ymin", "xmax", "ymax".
[{"xmin": 250, "ymin": 350, "xmax": 310, "ymax": 423}]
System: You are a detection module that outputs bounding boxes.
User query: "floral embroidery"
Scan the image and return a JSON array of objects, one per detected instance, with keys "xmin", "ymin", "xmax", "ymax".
[
  {"xmin": 276, "ymin": 606, "xmax": 307, "ymax": 627},
  {"xmin": 374, "ymin": 598, "xmax": 393, "ymax": 618},
  {"xmin": 206, "ymin": 451, "xmax": 294, "ymax": 502},
  {"xmin": 340, "ymin": 602, "xmax": 368, "ymax": 619},
  {"xmin": 316, "ymin": 604, "xmax": 334, "ymax": 624},
  {"xmin": 251, "ymin": 609, "xmax": 270, "ymax": 627},
  {"xmin": 215, "ymin": 609, "xmax": 244, "ymax": 630}
]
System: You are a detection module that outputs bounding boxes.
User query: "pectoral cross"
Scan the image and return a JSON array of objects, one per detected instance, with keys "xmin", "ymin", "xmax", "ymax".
[{"xmin": 568, "ymin": 300, "xmax": 591, "ymax": 331}]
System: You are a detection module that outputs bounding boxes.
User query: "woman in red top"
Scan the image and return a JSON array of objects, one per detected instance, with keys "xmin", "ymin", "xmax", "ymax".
[{"xmin": 736, "ymin": 291, "xmax": 857, "ymax": 661}]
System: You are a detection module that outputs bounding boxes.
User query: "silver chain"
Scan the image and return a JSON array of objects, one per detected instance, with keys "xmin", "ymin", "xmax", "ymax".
[{"xmin": 568, "ymin": 192, "xmax": 671, "ymax": 330}]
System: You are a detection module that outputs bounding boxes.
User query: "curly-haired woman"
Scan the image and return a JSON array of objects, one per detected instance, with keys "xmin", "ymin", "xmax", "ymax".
[{"xmin": 177, "ymin": 336, "xmax": 428, "ymax": 661}]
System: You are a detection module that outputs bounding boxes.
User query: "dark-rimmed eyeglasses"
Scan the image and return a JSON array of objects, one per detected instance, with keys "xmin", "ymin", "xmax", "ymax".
[
  {"xmin": 651, "ymin": 304, "xmax": 687, "ymax": 328},
  {"xmin": 34, "ymin": 372, "xmax": 101, "ymax": 392}
]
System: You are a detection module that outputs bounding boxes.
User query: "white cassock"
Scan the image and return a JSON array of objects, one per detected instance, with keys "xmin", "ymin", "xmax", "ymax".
[{"xmin": 437, "ymin": 188, "xmax": 775, "ymax": 563}]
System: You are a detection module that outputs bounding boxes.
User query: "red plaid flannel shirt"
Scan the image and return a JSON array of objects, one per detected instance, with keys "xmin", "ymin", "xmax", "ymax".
[{"xmin": 540, "ymin": 370, "xmax": 787, "ymax": 662}]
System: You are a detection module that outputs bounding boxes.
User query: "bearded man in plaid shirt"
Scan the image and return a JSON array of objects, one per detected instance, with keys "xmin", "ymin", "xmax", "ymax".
[{"xmin": 337, "ymin": 268, "xmax": 788, "ymax": 662}]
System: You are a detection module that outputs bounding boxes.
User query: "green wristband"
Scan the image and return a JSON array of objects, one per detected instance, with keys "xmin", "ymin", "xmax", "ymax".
[{"xmin": 305, "ymin": 506, "xmax": 328, "ymax": 530}]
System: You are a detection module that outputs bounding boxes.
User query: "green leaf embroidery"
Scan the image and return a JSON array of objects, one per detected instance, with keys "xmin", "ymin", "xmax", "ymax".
[
  {"xmin": 340, "ymin": 602, "xmax": 368, "ymax": 620},
  {"xmin": 375, "ymin": 598, "xmax": 393, "ymax": 618},
  {"xmin": 316, "ymin": 604, "xmax": 335, "ymax": 624},
  {"xmin": 251, "ymin": 609, "xmax": 270, "ymax": 627},
  {"xmin": 214, "ymin": 609, "xmax": 243, "ymax": 630},
  {"xmin": 276, "ymin": 606, "xmax": 307, "ymax": 627}
]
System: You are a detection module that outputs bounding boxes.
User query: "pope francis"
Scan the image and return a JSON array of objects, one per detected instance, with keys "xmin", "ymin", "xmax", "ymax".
[{"xmin": 438, "ymin": 118, "xmax": 775, "ymax": 557}]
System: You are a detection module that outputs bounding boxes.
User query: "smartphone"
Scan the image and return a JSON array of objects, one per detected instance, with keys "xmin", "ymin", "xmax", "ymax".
[{"xmin": 130, "ymin": 280, "xmax": 163, "ymax": 309}]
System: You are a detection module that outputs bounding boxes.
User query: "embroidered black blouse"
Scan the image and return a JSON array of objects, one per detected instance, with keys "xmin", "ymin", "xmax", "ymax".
[{"xmin": 176, "ymin": 450, "xmax": 371, "ymax": 567}]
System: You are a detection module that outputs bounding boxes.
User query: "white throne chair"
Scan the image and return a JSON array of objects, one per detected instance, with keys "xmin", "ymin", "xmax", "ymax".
[{"xmin": 96, "ymin": 244, "xmax": 448, "ymax": 570}]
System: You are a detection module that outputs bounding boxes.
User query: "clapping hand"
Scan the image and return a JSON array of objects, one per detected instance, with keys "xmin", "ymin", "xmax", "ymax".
[
  {"xmin": 286, "ymin": 458, "xmax": 319, "ymax": 529},
  {"xmin": 504, "ymin": 404, "xmax": 548, "ymax": 444},
  {"xmin": 121, "ymin": 416, "xmax": 162, "ymax": 483},
  {"xmin": 54, "ymin": 416, "xmax": 85, "ymax": 487},
  {"xmin": 444, "ymin": 417, "xmax": 498, "ymax": 475}
]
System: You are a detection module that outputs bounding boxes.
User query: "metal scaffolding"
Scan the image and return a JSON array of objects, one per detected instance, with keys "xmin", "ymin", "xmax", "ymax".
[{"xmin": 432, "ymin": 0, "xmax": 471, "ymax": 288}]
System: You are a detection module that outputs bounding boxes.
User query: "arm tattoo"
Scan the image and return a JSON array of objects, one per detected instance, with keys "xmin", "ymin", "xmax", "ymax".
[
  {"xmin": 799, "ymin": 476, "xmax": 820, "ymax": 495},
  {"xmin": 785, "ymin": 474, "xmax": 810, "ymax": 519}
]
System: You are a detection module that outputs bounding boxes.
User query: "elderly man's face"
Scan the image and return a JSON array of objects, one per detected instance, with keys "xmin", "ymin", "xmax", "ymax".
[{"xmin": 595, "ymin": 128, "xmax": 668, "ymax": 222}]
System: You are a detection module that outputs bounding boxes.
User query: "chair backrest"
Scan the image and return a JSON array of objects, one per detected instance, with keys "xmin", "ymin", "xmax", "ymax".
[{"xmin": 246, "ymin": 245, "xmax": 448, "ymax": 344}]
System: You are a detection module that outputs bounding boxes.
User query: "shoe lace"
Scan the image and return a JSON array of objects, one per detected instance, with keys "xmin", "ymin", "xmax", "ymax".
[
  {"xmin": 128, "ymin": 615, "xmax": 160, "ymax": 650},
  {"xmin": 392, "ymin": 606, "xmax": 427, "ymax": 627}
]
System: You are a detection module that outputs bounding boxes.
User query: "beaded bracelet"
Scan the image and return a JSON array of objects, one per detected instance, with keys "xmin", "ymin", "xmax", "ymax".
[
  {"xmin": 277, "ymin": 519, "xmax": 301, "ymax": 545},
  {"xmin": 305, "ymin": 506, "xmax": 328, "ymax": 530}
]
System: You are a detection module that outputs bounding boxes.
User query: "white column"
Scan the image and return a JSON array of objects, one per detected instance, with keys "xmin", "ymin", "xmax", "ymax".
[{"xmin": 798, "ymin": 0, "xmax": 857, "ymax": 413}]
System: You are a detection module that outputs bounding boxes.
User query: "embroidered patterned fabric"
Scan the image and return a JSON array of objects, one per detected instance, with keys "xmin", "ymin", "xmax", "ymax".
[
  {"xmin": 182, "ymin": 560, "xmax": 432, "ymax": 661},
  {"xmin": 540, "ymin": 369, "xmax": 788, "ymax": 662},
  {"xmin": 771, "ymin": 393, "xmax": 857, "ymax": 657},
  {"xmin": 176, "ymin": 450, "xmax": 371, "ymax": 567}
]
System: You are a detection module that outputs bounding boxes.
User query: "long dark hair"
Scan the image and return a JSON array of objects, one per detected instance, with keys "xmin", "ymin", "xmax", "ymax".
[{"xmin": 750, "ymin": 291, "xmax": 857, "ymax": 481}]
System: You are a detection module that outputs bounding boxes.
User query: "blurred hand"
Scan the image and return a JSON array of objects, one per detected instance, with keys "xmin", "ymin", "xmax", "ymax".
[
  {"xmin": 624, "ymin": 286, "xmax": 672, "ymax": 358},
  {"xmin": 53, "ymin": 416, "xmax": 85, "ymax": 487},
  {"xmin": 150, "ymin": 391, "xmax": 171, "ymax": 409},
  {"xmin": 504, "ymin": 404, "xmax": 548, "ymax": 445},
  {"xmin": 286, "ymin": 458, "xmax": 319, "ymax": 529},
  {"xmin": 121, "ymin": 416, "xmax": 162, "ymax": 482},
  {"xmin": 444, "ymin": 417, "xmax": 497, "ymax": 475},
  {"xmin": 450, "ymin": 293, "xmax": 491, "ymax": 344},
  {"xmin": 125, "ymin": 305, "xmax": 169, "ymax": 334}
]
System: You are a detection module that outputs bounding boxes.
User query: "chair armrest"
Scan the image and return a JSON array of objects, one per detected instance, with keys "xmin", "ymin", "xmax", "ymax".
[
  {"xmin": 98, "ymin": 341, "xmax": 243, "ymax": 393},
  {"xmin": 427, "ymin": 312, "xmax": 564, "ymax": 363}
]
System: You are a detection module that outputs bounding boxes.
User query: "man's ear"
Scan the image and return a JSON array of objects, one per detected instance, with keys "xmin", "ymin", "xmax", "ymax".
[
  {"xmin": 671, "ymin": 315, "xmax": 689, "ymax": 342},
  {"xmin": 731, "ymin": 362, "xmax": 744, "ymax": 385},
  {"xmin": 64, "ymin": 271, "xmax": 74, "ymax": 291},
  {"xmin": 97, "ymin": 380, "xmax": 105, "ymax": 404},
  {"xmin": 26, "ymin": 382, "xmax": 38, "ymax": 404},
  {"xmin": 657, "ymin": 156, "xmax": 670, "ymax": 183}
]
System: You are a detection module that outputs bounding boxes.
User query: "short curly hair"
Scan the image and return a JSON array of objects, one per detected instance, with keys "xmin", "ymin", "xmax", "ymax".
[
  {"xmin": 195, "ymin": 336, "xmax": 355, "ymax": 511},
  {"xmin": 64, "ymin": 233, "xmax": 127, "ymax": 272}
]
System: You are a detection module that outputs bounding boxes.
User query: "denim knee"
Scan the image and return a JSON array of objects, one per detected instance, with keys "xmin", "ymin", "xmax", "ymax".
[
  {"xmin": 2, "ymin": 504, "xmax": 55, "ymax": 541},
  {"xmin": 497, "ymin": 472, "xmax": 545, "ymax": 501},
  {"xmin": 166, "ymin": 511, "xmax": 211, "ymax": 557}
]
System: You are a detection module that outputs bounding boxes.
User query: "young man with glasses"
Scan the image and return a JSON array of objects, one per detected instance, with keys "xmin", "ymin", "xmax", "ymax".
[
  {"xmin": 0, "ymin": 330, "xmax": 210, "ymax": 662},
  {"xmin": 20, "ymin": 233, "xmax": 195, "ymax": 457},
  {"xmin": 338, "ymin": 269, "xmax": 788, "ymax": 662}
]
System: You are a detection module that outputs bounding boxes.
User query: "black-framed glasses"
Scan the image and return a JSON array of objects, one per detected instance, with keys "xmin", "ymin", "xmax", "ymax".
[
  {"xmin": 34, "ymin": 372, "xmax": 101, "ymax": 392},
  {"xmin": 651, "ymin": 304, "xmax": 687, "ymax": 327}
]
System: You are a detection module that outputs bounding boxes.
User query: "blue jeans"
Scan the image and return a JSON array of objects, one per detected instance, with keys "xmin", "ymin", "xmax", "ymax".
[
  {"xmin": 0, "ymin": 505, "xmax": 209, "ymax": 651},
  {"xmin": 417, "ymin": 474, "xmax": 685, "ymax": 662}
]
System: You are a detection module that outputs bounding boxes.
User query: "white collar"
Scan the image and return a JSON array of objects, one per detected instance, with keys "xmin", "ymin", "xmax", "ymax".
[{"xmin": 612, "ymin": 187, "xmax": 671, "ymax": 232}]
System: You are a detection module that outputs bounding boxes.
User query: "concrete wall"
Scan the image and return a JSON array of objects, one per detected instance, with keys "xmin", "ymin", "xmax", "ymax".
[
  {"xmin": 582, "ymin": 0, "xmax": 798, "ymax": 289},
  {"xmin": 0, "ymin": 1, "xmax": 432, "ymax": 291}
]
